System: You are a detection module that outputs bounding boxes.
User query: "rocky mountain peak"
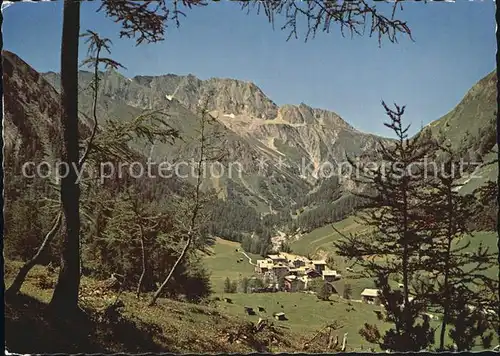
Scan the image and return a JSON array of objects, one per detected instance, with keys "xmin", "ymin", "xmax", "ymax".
[
  {"xmin": 128, "ymin": 73, "xmax": 278, "ymax": 119},
  {"xmin": 41, "ymin": 67, "xmax": 357, "ymax": 132},
  {"xmin": 276, "ymin": 103, "xmax": 353, "ymax": 130}
]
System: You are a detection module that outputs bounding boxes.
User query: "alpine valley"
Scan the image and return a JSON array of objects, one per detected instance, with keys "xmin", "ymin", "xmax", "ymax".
[{"xmin": 4, "ymin": 50, "xmax": 497, "ymax": 254}]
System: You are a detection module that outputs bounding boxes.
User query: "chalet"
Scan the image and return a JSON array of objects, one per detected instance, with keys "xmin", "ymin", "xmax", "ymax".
[
  {"xmin": 263, "ymin": 270, "xmax": 278, "ymax": 285},
  {"xmin": 322, "ymin": 269, "xmax": 341, "ymax": 282},
  {"xmin": 323, "ymin": 282, "xmax": 337, "ymax": 294},
  {"xmin": 254, "ymin": 253, "xmax": 344, "ymax": 294},
  {"xmin": 361, "ymin": 288, "xmax": 381, "ymax": 305},
  {"xmin": 312, "ymin": 260, "xmax": 327, "ymax": 274},
  {"xmin": 298, "ymin": 276, "xmax": 309, "ymax": 289},
  {"xmin": 374, "ymin": 310, "xmax": 384, "ymax": 320},
  {"xmin": 283, "ymin": 275, "xmax": 305, "ymax": 292},
  {"xmin": 268, "ymin": 254, "xmax": 287, "ymax": 264},
  {"xmin": 255, "ymin": 259, "xmax": 273, "ymax": 274},
  {"xmin": 288, "ymin": 267, "xmax": 307, "ymax": 276}
]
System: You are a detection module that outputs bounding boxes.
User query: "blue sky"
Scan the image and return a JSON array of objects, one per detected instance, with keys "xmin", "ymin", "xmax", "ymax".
[{"xmin": 3, "ymin": 0, "xmax": 496, "ymax": 136}]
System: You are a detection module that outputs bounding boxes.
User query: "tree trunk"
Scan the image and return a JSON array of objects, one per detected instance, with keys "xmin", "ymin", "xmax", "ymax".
[
  {"xmin": 149, "ymin": 234, "xmax": 192, "ymax": 306},
  {"xmin": 401, "ymin": 139, "xmax": 411, "ymax": 338},
  {"xmin": 0, "ymin": 7, "xmax": 2, "ymax": 119},
  {"xmin": 149, "ymin": 105, "xmax": 207, "ymax": 306},
  {"xmin": 497, "ymin": 0, "xmax": 500, "ymax": 268},
  {"xmin": 0, "ymin": 4, "xmax": 4, "ymax": 305},
  {"xmin": 439, "ymin": 184, "xmax": 454, "ymax": 351},
  {"xmin": 136, "ymin": 224, "xmax": 147, "ymax": 299},
  {"xmin": 7, "ymin": 212, "xmax": 62, "ymax": 297},
  {"xmin": 49, "ymin": 0, "xmax": 81, "ymax": 313}
]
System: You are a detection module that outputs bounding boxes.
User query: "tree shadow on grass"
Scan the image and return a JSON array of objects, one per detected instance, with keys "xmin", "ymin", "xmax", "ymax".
[{"xmin": 5, "ymin": 293, "xmax": 173, "ymax": 353}]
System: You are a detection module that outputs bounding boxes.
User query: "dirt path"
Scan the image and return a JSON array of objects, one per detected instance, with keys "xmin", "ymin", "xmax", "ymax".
[{"xmin": 240, "ymin": 251, "xmax": 257, "ymax": 266}]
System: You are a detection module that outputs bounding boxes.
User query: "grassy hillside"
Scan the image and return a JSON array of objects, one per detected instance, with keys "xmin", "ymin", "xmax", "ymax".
[
  {"xmin": 458, "ymin": 150, "xmax": 498, "ymax": 195},
  {"xmin": 201, "ymin": 240, "xmax": 392, "ymax": 350},
  {"xmin": 6, "ymin": 233, "xmax": 497, "ymax": 353},
  {"xmin": 292, "ymin": 215, "xmax": 498, "ymax": 259},
  {"xmin": 203, "ymin": 238, "xmax": 261, "ymax": 292},
  {"xmin": 290, "ymin": 215, "xmax": 367, "ymax": 257},
  {"xmin": 202, "ymin": 238, "xmax": 497, "ymax": 351},
  {"xmin": 423, "ymin": 70, "xmax": 496, "ymax": 154},
  {"xmin": 3, "ymin": 258, "xmax": 395, "ymax": 352},
  {"xmin": 459, "ymin": 231, "xmax": 499, "ymax": 281},
  {"xmin": 4, "ymin": 261, "xmax": 302, "ymax": 354},
  {"xmin": 214, "ymin": 291, "xmax": 390, "ymax": 350},
  {"xmin": 290, "ymin": 215, "xmax": 498, "ymax": 295}
]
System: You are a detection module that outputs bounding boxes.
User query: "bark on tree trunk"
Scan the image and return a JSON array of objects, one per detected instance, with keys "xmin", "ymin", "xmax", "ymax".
[
  {"xmin": 0, "ymin": 5, "xmax": 4, "ymax": 307},
  {"xmin": 496, "ymin": 0, "xmax": 500, "ymax": 272},
  {"xmin": 49, "ymin": 0, "xmax": 81, "ymax": 313}
]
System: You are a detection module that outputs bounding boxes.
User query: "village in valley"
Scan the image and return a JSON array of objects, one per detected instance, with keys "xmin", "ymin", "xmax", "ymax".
[
  {"xmin": 254, "ymin": 253, "xmax": 342, "ymax": 293},
  {"xmin": 215, "ymin": 241, "xmax": 448, "ymax": 329},
  {"xmin": 226, "ymin": 242, "xmax": 493, "ymax": 327},
  {"xmin": 240, "ymin": 249, "xmax": 381, "ymax": 305}
]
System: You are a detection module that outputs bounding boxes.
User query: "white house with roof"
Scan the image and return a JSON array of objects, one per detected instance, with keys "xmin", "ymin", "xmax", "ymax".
[
  {"xmin": 268, "ymin": 254, "xmax": 288, "ymax": 264},
  {"xmin": 361, "ymin": 288, "xmax": 381, "ymax": 305},
  {"xmin": 290, "ymin": 256, "xmax": 308, "ymax": 268},
  {"xmin": 253, "ymin": 253, "xmax": 343, "ymax": 292},
  {"xmin": 255, "ymin": 259, "xmax": 274, "ymax": 274},
  {"xmin": 311, "ymin": 260, "xmax": 327, "ymax": 273},
  {"xmin": 322, "ymin": 269, "xmax": 341, "ymax": 282}
]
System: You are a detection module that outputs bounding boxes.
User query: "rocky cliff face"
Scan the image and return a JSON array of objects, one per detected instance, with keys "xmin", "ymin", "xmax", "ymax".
[
  {"xmin": 4, "ymin": 51, "xmax": 60, "ymax": 165},
  {"xmin": 43, "ymin": 69, "xmax": 387, "ymax": 170},
  {"xmin": 39, "ymin": 66, "xmax": 391, "ymax": 215},
  {"xmin": 3, "ymin": 51, "xmax": 92, "ymax": 173},
  {"xmin": 131, "ymin": 74, "xmax": 279, "ymax": 119}
]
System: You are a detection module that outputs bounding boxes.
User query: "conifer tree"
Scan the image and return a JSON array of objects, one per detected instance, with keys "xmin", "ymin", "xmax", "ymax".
[
  {"xmin": 421, "ymin": 149, "xmax": 497, "ymax": 351},
  {"xmin": 334, "ymin": 102, "xmax": 436, "ymax": 352}
]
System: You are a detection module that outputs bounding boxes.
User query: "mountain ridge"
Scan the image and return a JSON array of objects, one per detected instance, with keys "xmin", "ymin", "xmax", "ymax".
[{"xmin": 4, "ymin": 49, "xmax": 497, "ymax": 248}]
